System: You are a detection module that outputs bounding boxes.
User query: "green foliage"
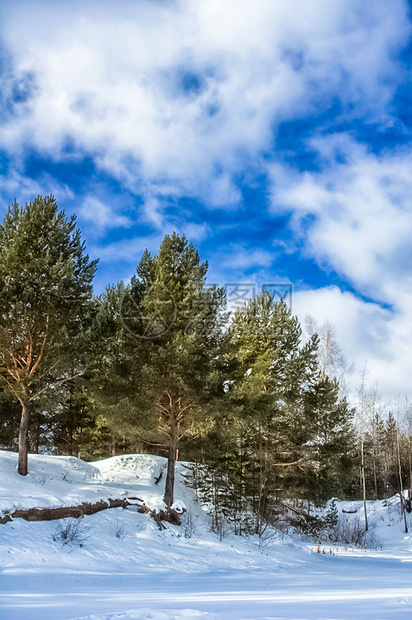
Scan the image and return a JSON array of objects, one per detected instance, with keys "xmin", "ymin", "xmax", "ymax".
[
  {"xmin": 202, "ymin": 291, "xmax": 354, "ymax": 531},
  {"xmin": 87, "ymin": 281, "xmax": 148, "ymax": 452},
  {"xmin": 0, "ymin": 388, "xmax": 21, "ymax": 449},
  {"xmin": 0, "ymin": 197, "xmax": 361, "ymax": 516},
  {"xmin": 0, "ymin": 195, "xmax": 97, "ymax": 401},
  {"xmin": 289, "ymin": 499, "xmax": 339, "ymax": 539},
  {"xmin": 131, "ymin": 233, "xmax": 226, "ymax": 398},
  {"xmin": 0, "ymin": 195, "xmax": 97, "ymax": 473},
  {"xmin": 302, "ymin": 377, "xmax": 356, "ymax": 503},
  {"xmin": 88, "ymin": 232, "xmax": 228, "ymax": 504},
  {"xmin": 130, "ymin": 234, "xmax": 228, "ymax": 505}
]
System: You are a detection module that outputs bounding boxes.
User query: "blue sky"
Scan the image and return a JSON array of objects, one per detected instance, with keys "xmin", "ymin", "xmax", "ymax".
[{"xmin": 0, "ymin": 0, "xmax": 412, "ymax": 401}]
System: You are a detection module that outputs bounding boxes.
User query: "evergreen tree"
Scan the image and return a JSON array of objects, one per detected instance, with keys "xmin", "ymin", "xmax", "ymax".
[
  {"xmin": 93, "ymin": 233, "xmax": 227, "ymax": 506},
  {"xmin": 303, "ymin": 377, "xmax": 355, "ymax": 503},
  {"xmin": 0, "ymin": 196, "xmax": 97, "ymax": 474},
  {"xmin": 223, "ymin": 292, "xmax": 353, "ymax": 529},
  {"xmin": 49, "ymin": 377, "xmax": 98, "ymax": 458},
  {"xmin": 384, "ymin": 411, "xmax": 399, "ymax": 493},
  {"xmin": 137, "ymin": 234, "xmax": 227, "ymax": 506},
  {"xmin": 87, "ymin": 281, "xmax": 148, "ymax": 456},
  {"xmin": 0, "ymin": 388, "xmax": 21, "ymax": 449}
]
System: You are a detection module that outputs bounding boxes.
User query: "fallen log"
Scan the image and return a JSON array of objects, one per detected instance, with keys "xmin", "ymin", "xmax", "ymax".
[
  {"xmin": 0, "ymin": 498, "xmax": 132, "ymax": 524},
  {"xmin": 0, "ymin": 498, "xmax": 184, "ymax": 529},
  {"xmin": 150, "ymin": 507, "xmax": 183, "ymax": 530}
]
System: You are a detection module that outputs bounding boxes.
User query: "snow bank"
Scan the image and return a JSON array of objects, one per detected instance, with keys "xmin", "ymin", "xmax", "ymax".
[
  {"xmin": 2, "ymin": 449, "xmax": 412, "ymax": 619},
  {"xmin": 0, "ymin": 450, "xmax": 304, "ymax": 576}
]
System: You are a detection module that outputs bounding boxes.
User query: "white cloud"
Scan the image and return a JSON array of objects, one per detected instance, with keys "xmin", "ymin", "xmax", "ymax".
[
  {"xmin": 269, "ymin": 134, "xmax": 412, "ymax": 401},
  {"xmin": 79, "ymin": 196, "xmax": 131, "ymax": 232},
  {"xmin": 90, "ymin": 233, "xmax": 163, "ymax": 263},
  {"xmin": 294, "ymin": 286, "xmax": 391, "ymax": 358},
  {"xmin": 0, "ymin": 0, "xmax": 409, "ymax": 206},
  {"xmin": 270, "ymin": 137, "xmax": 412, "ymax": 305},
  {"xmin": 180, "ymin": 222, "xmax": 209, "ymax": 242},
  {"xmin": 294, "ymin": 286, "xmax": 412, "ymax": 402},
  {"xmin": 1, "ymin": 0, "xmax": 411, "ymax": 401},
  {"xmin": 221, "ymin": 247, "xmax": 274, "ymax": 270},
  {"xmin": 0, "ymin": 171, "xmax": 74, "ymax": 205}
]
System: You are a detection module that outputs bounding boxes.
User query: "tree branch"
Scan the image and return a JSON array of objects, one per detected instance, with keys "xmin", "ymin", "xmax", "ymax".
[
  {"xmin": 273, "ymin": 458, "xmax": 303, "ymax": 467},
  {"xmin": 30, "ymin": 371, "xmax": 83, "ymax": 402}
]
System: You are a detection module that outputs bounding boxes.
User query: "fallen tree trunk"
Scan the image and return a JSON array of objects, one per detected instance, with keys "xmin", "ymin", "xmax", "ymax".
[
  {"xmin": 0, "ymin": 498, "xmax": 133, "ymax": 524},
  {"xmin": 0, "ymin": 497, "xmax": 184, "ymax": 529},
  {"xmin": 150, "ymin": 507, "xmax": 183, "ymax": 530}
]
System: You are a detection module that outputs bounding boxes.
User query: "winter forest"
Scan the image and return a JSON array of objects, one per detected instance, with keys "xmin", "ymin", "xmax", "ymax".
[
  {"xmin": 1, "ymin": 196, "xmax": 411, "ymax": 540},
  {"xmin": 2, "ymin": 0, "xmax": 412, "ymax": 617}
]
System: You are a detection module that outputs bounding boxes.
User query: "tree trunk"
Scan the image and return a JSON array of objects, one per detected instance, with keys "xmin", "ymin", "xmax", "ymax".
[
  {"xmin": 408, "ymin": 436, "xmax": 412, "ymax": 493},
  {"xmin": 358, "ymin": 374, "xmax": 368, "ymax": 531},
  {"xmin": 361, "ymin": 441, "xmax": 368, "ymax": 532},
  {"xmin": 163, "ymin": 395, "xmax": 182, "ymax": 507},
  {"xmin": 164, "ymin": 438, "xmax": 177, "ymax": 507},
  {"xmin": 372, "ymin": 442, "xmax": 378, "ymax": 498},
  {"xmin": 397, "ymin": 429, "xmax": 408, "ymax": 533},
  {"xmin": 18, "ymin": 399, "xmax": 30, "ymax": 476},
  {"xmin": 361, "ymin": 462, "xmax": 368, "ymax": 531}
]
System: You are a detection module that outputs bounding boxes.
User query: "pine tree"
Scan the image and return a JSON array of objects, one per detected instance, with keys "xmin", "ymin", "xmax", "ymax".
[
  {"xmin": 49, "ymin": 377, "xmax": 96, "ymax": 457},
  {"xmin": 0, "ymin": 196, "xmax": 97, "ymax": 474},
  {"xmin": 0, "ymin": 388, "xmax": 21, "ymax": 449},
  {"xmin": 384, "ymin": 411, "xmax": 399, "ymax": 494},
  {"xmin": 303, "ymin": 376, "xmax": 355, "ymax": 503},
  {"xmin": 224, "ymin": 294, "xmax": 313, "ymax": 528},
  {"xmin": 139, "ymin": 234, "xmax": 227, "ymax": 506},
  {"xmin": 87, "ymin": 281, "xmax": 148, "ymax": 456},
  {"xmin": 95, "ymin": 233, "xmax": 227, "ymax": 506},
  {"xmin": 222, "ymin": 292, "xmax": 353, "ymax": 529}
]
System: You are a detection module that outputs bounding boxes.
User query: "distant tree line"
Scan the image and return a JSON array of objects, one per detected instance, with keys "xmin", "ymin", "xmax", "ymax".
[{"xmin": 0, "ymin": 196, "xmax": 409, "ymax": 533}]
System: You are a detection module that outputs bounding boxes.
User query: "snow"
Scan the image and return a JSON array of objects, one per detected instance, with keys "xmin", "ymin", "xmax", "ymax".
[
  {"xmin": 1, "ymin": 450, "xmax": 412, "ymax": 619},
  {"xmin": 171, "ymin": 500, "xmax": 187, "ymax": 513}
]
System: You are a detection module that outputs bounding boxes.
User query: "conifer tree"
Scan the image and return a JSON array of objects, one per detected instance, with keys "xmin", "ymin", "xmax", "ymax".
[
  {"xmin": 384, "ymin": 411, "xmax": 399, "ymax": 493},
  {"xmin": 140, "ymin": 234, "xmax": 226, "ymax": 506},
  {"xmin": 0, "ymin": 196, "xmax": 97, "ymax": 474},
  {"xmin": 0, "ymin": 389, "xmax": 21, "ymax": 449},
  {"xmin": 303, "ymin": 376, "xmax": 355, "ymax": 503},
  {"xmin": 224, "ymin": 292, "xmax": 352, "ymax": 528},
  {"xmin": 87, "ymin": 281, "xmax": 149, "ymax": 456},
  {"xmin": 97, "ymin": 233, "xmax": 227, "ymax": 506},
  {"xmin": 223, "ymin": 294, "xmax": 314, "ymax": 526},
  {"xmin": 49, "ymin": 377, "xmax": 96, "ymax": 458}
]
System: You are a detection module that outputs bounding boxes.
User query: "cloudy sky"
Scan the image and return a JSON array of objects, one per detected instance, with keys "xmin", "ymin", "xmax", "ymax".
[{"xmin": 0, "ymin": 0, "xmax": 411, "ymax": 401}]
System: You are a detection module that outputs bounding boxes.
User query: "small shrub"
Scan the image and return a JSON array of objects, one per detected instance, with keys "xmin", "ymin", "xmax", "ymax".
[
  {"xmin": 53, "ymin": 518, "xmax": 90, "ymax": 546},
  {"xmin": 258, "ymin": 527, "xmax": 278, "ymax": 552},
  {"xmin": 324, "ymin": 499, "xmax": 339, "ymax": 529},
  {"xmin": 290, "ymin": 512, "xmax": 324, "ymax": 538},
  {"xmin": 326, "ymin": 516, "xmax": 381, "ymax": 550},
  {"xmin": 210, "ymin": 513, "xmax": 231, "ymax": 540},
  {"xmin": 181, "ymin": 511, "xmax": 196, "ymax": 539},
  {"xmin": 110, "ymin": 519, "xmax": 127, "ymax": 539}
]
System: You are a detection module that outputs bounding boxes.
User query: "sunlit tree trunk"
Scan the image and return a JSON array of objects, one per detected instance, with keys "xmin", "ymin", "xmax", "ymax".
[{"xmin": 18, "ymin": 398, "xmax": 30, "ymax": 476}]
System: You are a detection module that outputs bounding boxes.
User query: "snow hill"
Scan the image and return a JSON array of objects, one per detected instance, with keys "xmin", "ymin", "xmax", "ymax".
[{"xmin": 1, "ymin": 450, "xmax": 412, "ymax": 620}]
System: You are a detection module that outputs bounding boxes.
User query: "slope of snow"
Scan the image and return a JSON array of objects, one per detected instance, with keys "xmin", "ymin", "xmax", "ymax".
[
  {"xmin": 0, "ymin": 451, "xmax": 305, "ymax": 575},
  {"xmin": 1, "ymin": 450, "xmax": 412, "ymax": 620}
]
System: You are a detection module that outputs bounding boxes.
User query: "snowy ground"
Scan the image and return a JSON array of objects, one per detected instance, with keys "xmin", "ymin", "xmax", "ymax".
[{"xmin": 1, "ymin": 450, "xmax": 412, "ymax": 619}]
